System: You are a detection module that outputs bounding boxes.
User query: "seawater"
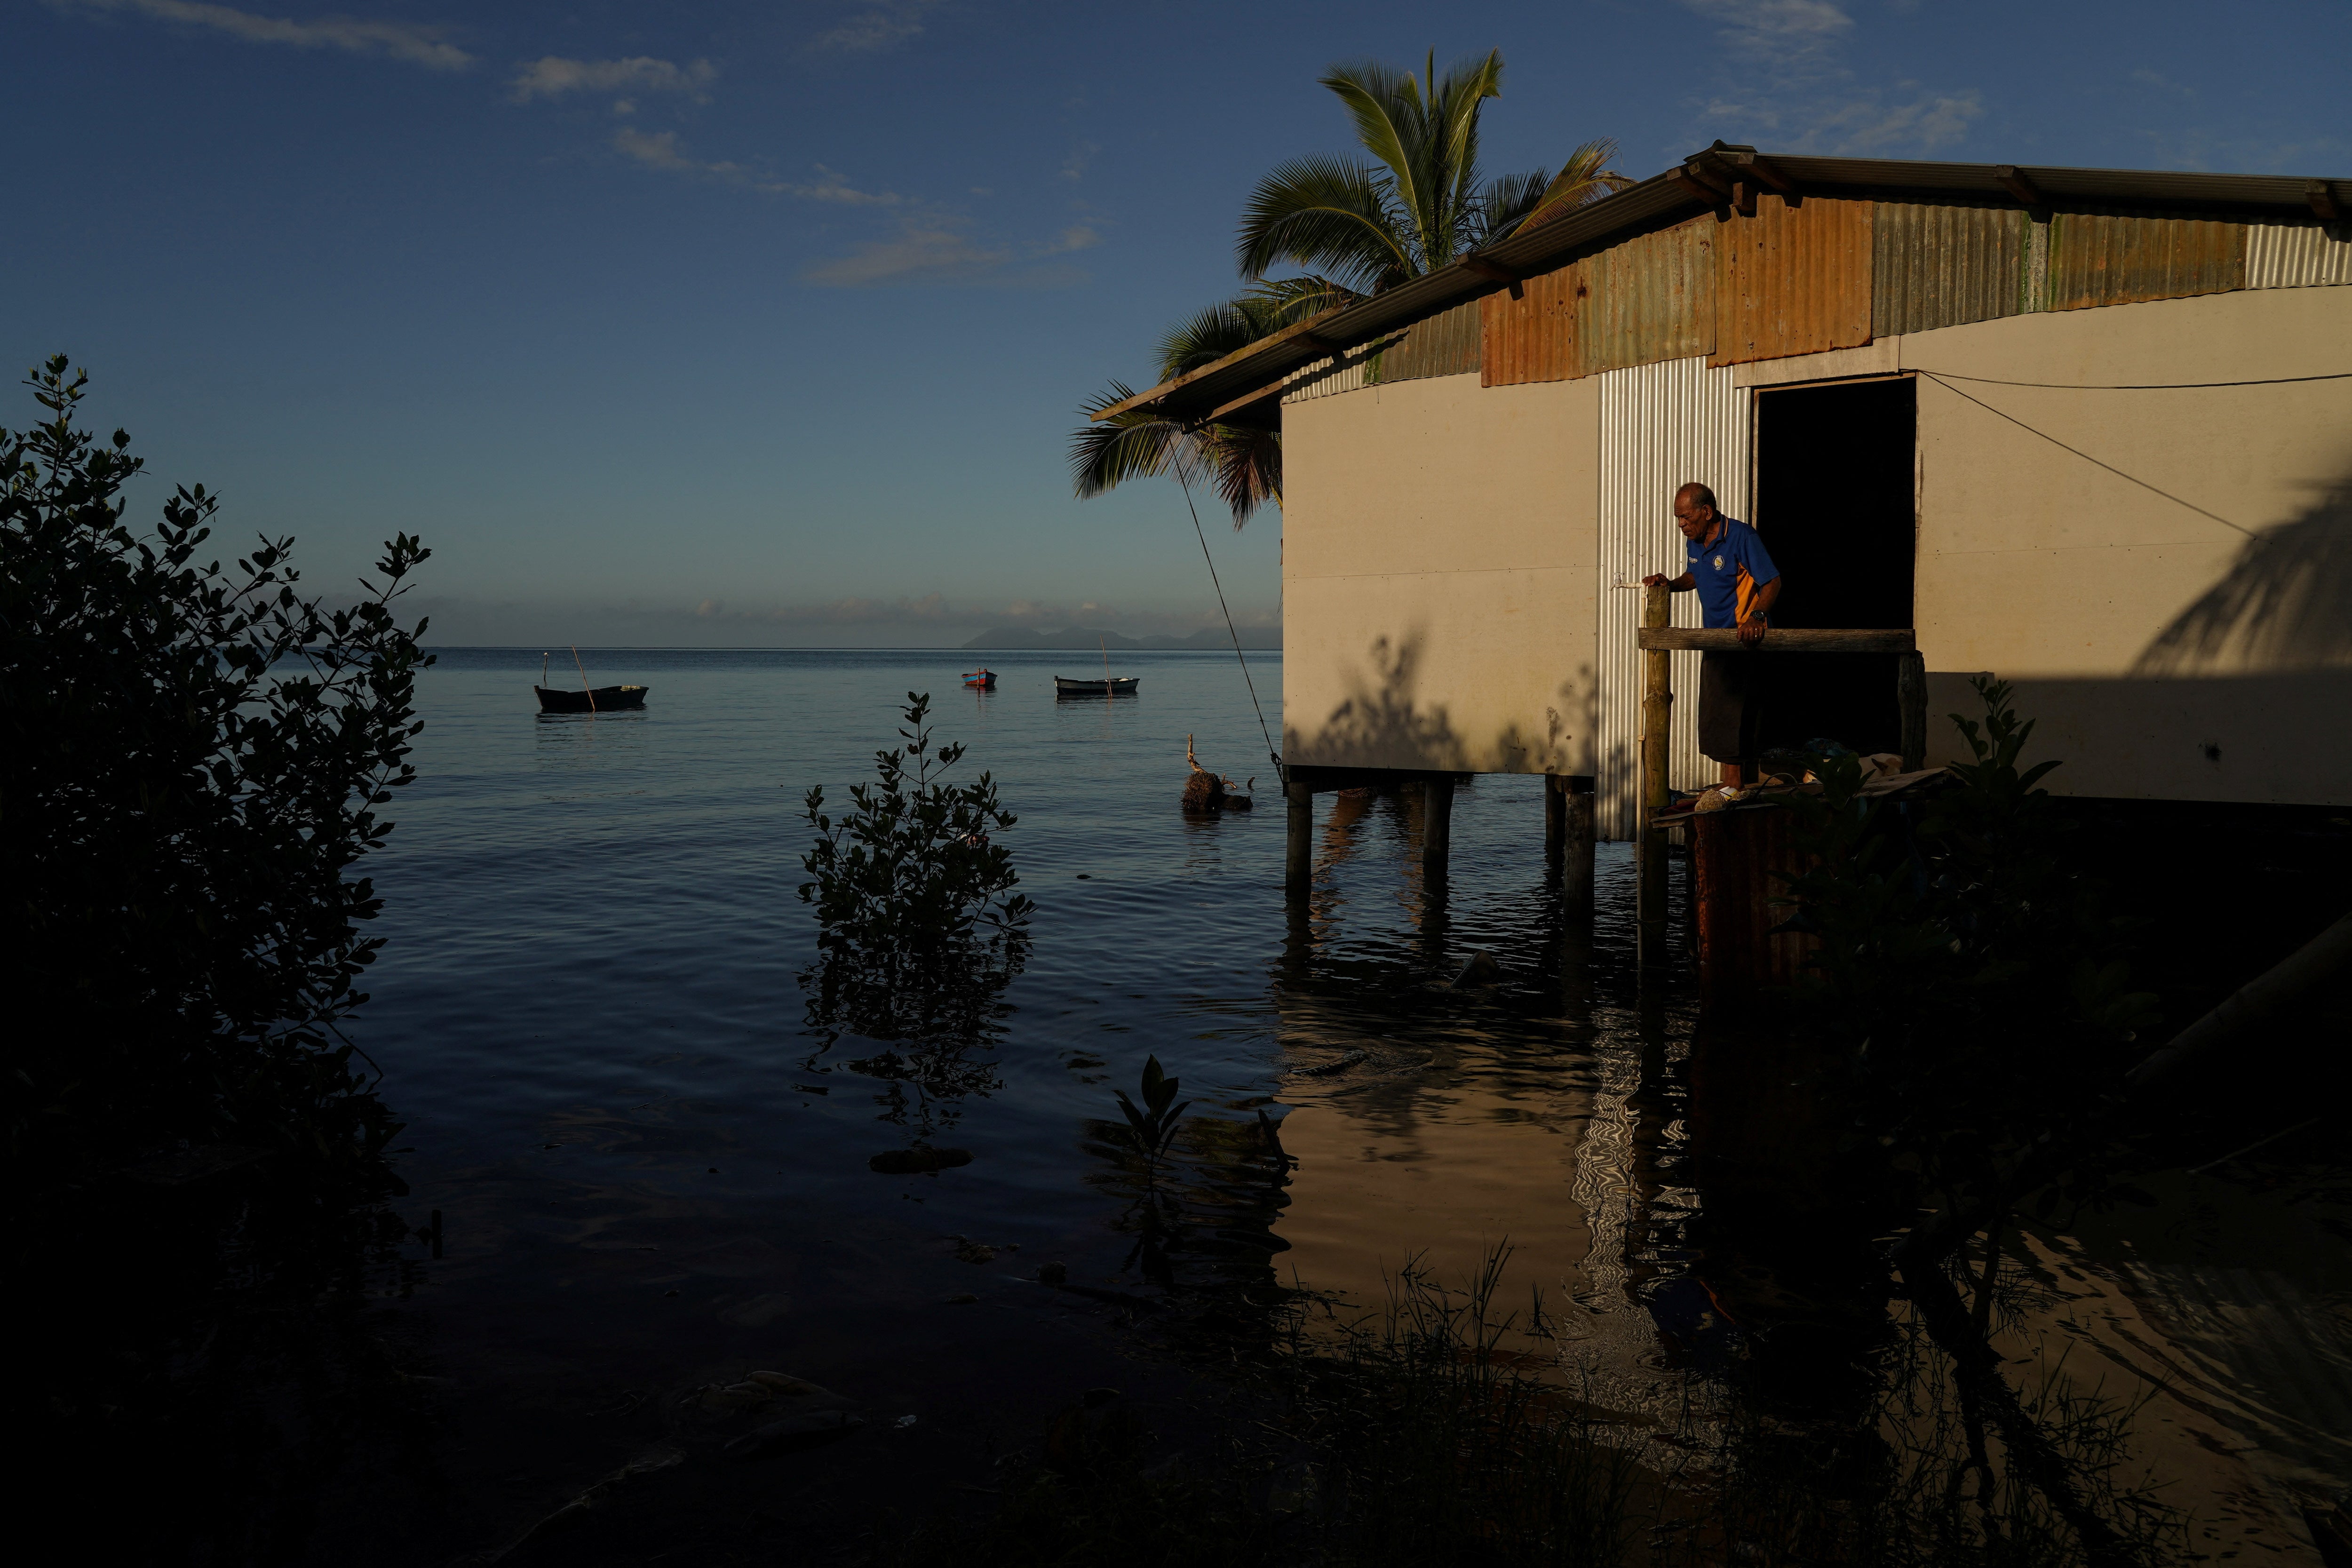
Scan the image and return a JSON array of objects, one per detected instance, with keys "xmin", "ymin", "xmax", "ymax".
[{"xmin": 360, "ymin": 646, "xmax": 2349, "ymax": 1558}]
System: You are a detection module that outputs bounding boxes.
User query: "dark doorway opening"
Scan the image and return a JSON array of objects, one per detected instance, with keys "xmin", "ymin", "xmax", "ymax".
[{"xmin": 1751, "ymin": 376, "xmax": 1917, "ymax": 757}]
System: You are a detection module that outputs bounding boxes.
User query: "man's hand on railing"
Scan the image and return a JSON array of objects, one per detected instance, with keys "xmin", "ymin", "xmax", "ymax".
[{"xmin": 1737, "ymin": 617, "xmax": 1768, "ymax": 647}]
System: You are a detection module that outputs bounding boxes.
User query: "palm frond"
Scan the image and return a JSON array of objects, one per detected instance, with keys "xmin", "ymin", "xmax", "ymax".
[
  {"xmin": 1069, "ymin": 382, "xmax": 1194, "ymax": 500},
  {"xmin": 1468, "ymin": 169, "xmax": 1553, "ymax": 249},
  {"xmin": 1236, "ymin": 153, "xmax": 1410, "ymax": 293},
  {"xmin": 1520, "ymin": 137, "xmax": 1635, "ymax": 234},
  {"xmin": 1432, "ymin": 49, "xmax": 1505, "ymax": 252},
  {"xmin": 1205, "ymin": 422, "xmax": 1282, "ymax": 528},
  {"xmin": 1154, "ymin": 301, "xmax": 1276, "ymax": 382},
  {"xmin": 1317, "ymin": 58, "xmax": 1426, "ymax": 222},
  {"xmin": 1243, "ymin": 275, "xmax": 1360, "ymax": 322}
]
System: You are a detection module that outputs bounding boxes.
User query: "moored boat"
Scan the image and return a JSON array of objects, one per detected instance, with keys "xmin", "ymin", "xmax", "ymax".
[
  {"xmin": 1054, "ymin": 676, "xmax": 1140, "ymax": 697},
  {"xmin": 963, "ymin": 669, "xmax": 997, "ymax": 689},
  {"xmin": 535, "ymin": 685, "xmax": 649, "ymax": 714}
]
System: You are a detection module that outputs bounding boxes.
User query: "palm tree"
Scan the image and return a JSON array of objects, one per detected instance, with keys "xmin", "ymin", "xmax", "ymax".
[
  {"xmin": 1237, "ymin": 50, "xmax": 1630, "ymax": 295},
  {"xmin": 1071, "ymin": 49, "xmax": 1630, "ymax": 527},
  {"xmin": 1066, "ymin": 288, "xmax": 1299, "ymax": 528}
]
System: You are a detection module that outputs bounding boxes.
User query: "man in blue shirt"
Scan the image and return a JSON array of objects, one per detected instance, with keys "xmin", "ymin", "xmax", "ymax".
[{"xmin": 1643, "ymin": 482, "xmax": 1782, "ymax": 785}]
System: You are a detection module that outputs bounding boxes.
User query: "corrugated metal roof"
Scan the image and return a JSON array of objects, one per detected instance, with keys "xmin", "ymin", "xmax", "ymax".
[
  {"xmin": 1370, "ymin": 300, "xmax": 1480, "ymax": 382},
  {"xmin": 2245, "ymin": 222, "xmax": 2352, "ymax": 287},
  {"xmin": 1711, "ymin": 197, "xmax": 1874, "ymax": 368},
  {"xmin": 1583, "ymin": 217, "xmax": 1718, "ymax": 375},
  {"xmin": 1095, "ymin": 151, "xmax": 2344, "ymax": 426},
  {"xmin": 1873, "ymin": 202, "xmax": 2026, "ymax": 335},
  {"xmin": 1279, "ymin": 342, "xmax": 1383, "ymax": 403},
  {"xmin": 1481, "ymin": 259, "xmax": 1584, "ymax": 387},
  {"xmin": 2047, "ymin": 211, "xmax": 2246, "ymax": 310}
]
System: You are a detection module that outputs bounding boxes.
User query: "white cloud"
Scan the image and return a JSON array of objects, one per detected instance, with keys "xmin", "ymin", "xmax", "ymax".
[
  {"xmin": 52, "ymin": 0, "xmax": 473, "ymax": 69},
  {"xmin": 1679, "ymin": 0, "xmax": 1984, "ymax": 157},
  {"xmin": 1816, "ymin": 90, "xmax": 1984, "ymax": 153},
  {"xmin": 611, "ymin": 130, "xmax": 900, "ymax": 205},
  {"xmin": 815, "ymin": 0, "xmax": 946, "ymax": 53},
  {"xmin": 511, "ymin": 55, "xmax": 715, "ymax": 103},
  {"xmin": 1681, "ymin": 0, "xmax": 1852, "ymax": 80},
  {"xmin": 1039, "ymin": 224, "xmax": 1100, "ymax": 255},
  {"xmin": 782, "ymin": 165, "xmax": 900, "ymax": 205},
  {"xmin": 802, "ymin": 215, "xmax": 1013, "ymax": 286},
  {"xmin": 612, "ymin": 127, "xmax": 703, "ymax": 174},
  {"xmin": 1060, "ymin": 139, "xmax": 1099, "ymax": 181}
]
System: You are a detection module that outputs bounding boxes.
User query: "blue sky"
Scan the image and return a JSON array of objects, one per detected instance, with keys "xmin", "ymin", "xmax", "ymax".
[{"xmin": 8, "ymin": 0, "xmax": 2344, "ymax": 645}]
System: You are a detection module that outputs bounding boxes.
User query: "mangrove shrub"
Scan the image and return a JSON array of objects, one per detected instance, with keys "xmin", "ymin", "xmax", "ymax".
[{"xmin": 1, "ymin": 356, "xmax": 432, "ymax": 1175}]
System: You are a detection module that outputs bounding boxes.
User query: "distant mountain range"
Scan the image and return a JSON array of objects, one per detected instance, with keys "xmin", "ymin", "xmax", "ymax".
[{"xmin": 960, "ymin": 625, "xmax": 1281, "ymax": 651}]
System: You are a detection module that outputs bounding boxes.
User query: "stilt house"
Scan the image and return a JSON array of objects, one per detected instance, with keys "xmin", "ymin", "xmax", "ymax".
[{"xmin": 1102, "ymin": 147, "xmax": 2352, "ymax": 836}]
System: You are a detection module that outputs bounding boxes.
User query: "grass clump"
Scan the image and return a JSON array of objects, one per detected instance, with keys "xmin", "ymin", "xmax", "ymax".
[{"xmin": 884, "ymin": 1247, "xmax": 1636, "ymax": 1568}]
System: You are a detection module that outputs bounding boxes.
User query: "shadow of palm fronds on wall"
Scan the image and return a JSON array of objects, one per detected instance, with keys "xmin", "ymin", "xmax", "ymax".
[{"xmin": 2136, "ymin": 476, "xmax": 2352, "ymax": 675}]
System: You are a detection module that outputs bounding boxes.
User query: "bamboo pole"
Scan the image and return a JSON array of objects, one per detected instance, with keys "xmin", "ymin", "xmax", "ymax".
[
  {"xmin": 572, "ymin": 645, "xmax": 598, "ymax": 714},
  {"xmin": 1638, "ymin": 584, "xmax": 1671, "ymax": 956}
]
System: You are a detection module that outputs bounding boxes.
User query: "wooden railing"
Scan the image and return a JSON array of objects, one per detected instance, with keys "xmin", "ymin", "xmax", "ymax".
[{"xmin": 1635, "ymin": 582, "xmax": 1928, "ymax": 955}]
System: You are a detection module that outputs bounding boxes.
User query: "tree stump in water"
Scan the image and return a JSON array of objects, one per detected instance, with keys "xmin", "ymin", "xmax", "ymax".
[{"xmin": 1181, "ymin": 734, "xmax": 1253, "ymax": 812}]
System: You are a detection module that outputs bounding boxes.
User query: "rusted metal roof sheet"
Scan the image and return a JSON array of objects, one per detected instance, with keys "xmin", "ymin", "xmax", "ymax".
[
  {"xmin": 1097, "ymin": 151, "xmax": 2341, "ymax": 427},
  {"xmin": 1582, "ymin": 217, "xmax": 1718, "ymax": 375},
  {"xmin": 1481, "ymin": 259, "xmax": 1585, "ymax": 387},
  {"xmin": 2047, "ymin": 211, "xmax": 2246, "ymax": 310},
  {"xmin": 1711, "ymin": 197, "xmax": 1874, "ymax": 367},
  {"xmin": 1480, "ymin": 218, "xmax": 1718, "ymax": 390},
  {"xmin": 1873, "ymin": 202, "xmax": 2026, "ymax": 335},
  {"xmin": 1371, "ymin": 300, "xmax": 1480, "ymax": 382},
  {"xmin": 2245, "ymin": 222, "xmax": 2352, "ymax": 287}
]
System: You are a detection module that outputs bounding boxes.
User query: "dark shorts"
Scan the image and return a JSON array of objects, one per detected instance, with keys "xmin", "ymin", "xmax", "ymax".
[{"xmin": 1698, "ymin": 651, "xmax": 1764, "ymax": 762}]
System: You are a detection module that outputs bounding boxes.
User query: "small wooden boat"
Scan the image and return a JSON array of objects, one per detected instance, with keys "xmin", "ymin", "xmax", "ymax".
[
  {"xmin": 535, "ymin": 685, "xmax": 649, "ymax": 714},
  {"xmin": 1054, "ymin": 676, "xmax": 1139, "ymax": 697},
  {"xmin": 963, "ymin": 669, "xmax": 997, "ymax": 690}
]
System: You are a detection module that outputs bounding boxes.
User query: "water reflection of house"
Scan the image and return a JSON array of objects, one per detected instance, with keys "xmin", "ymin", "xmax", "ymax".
[{"xmin": 1099, "ymin": 148, "xmax": 2352, "ymax": 838}]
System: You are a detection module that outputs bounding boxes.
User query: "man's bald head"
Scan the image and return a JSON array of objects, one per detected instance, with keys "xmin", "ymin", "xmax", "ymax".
[{"xmin": 1672, "ymin": 482, "xmax": 1720, "ymax": 542}]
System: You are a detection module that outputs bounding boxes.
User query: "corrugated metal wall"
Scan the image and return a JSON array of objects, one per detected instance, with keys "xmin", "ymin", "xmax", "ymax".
[
  {"xmin": 1595, "ymin": 356, "xmax": 1750, "ymax": 841},
  {"xmin": 1482, "ymin": 260, "xmax": 1584, "ymax": 386},
  {"xmin": 2046, "ymin": 211, "xmax": 2246, "ymax": 310},
  {"xmin": 1372, "ymin": 299, "xmax": 1481, "ymax": 382},
  {"xmin": 1279, "ymin": 342, "xmax": 1386, "ymax": 404},
  {"xmin": 2245, "ymin": 222, "xmax": 2352, "ymax": 288},
  {"xmin": 1873, "ymin": 203, "xmax": 2026, "ymax": 335},
  {"xmin": 1712, "ymin": 196, "xmax": 1874, "ymax": 367}
]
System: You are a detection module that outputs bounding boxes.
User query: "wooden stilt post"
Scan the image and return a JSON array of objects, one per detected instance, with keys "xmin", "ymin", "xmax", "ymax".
[
  {"xmin": 1638, "ymin": 583, "xmax": 1672, "ymax": 960},
  {"xmin": 1897, "ymin": 650, "xmax": 1928, "ymax": 772},
  {"xmin": 1545, "ymin": 773, "xmax": 1567, "ymax": 862},
  {"xmin": 1422, "ymin": 775, "xmax": 1454, "ymax": 888},
  {"xmin": 1285, "ymin": 782, "xmax": 1313, "ymax": 897},
  {"xmin": 1564, "ymin": 776, "xmax": 1596, "ymax": 920}
]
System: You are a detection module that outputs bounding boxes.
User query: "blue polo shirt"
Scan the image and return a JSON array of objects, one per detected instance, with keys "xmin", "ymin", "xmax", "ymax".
[{"xmin": 1686, "ymin": 518, "xmax": 1780, "ymax": 630}]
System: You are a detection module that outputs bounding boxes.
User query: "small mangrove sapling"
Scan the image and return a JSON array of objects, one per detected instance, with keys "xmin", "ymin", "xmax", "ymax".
[{"xmin": 798, "ymin": 692, "xmax": 1033, "ymax": 1048}]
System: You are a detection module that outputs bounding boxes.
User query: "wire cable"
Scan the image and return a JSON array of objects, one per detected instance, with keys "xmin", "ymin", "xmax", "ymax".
[
  {"xmin": 1913, "ymin": 369, "xmax": 2352, "ymax": 390},
  {"xmin": 1917, "ymin": 372, "xmax": 2256, "ymax": 539},
  {"xmin": 1174, "ymin": 468, "xmax": 1282, "ymax": 781}
]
